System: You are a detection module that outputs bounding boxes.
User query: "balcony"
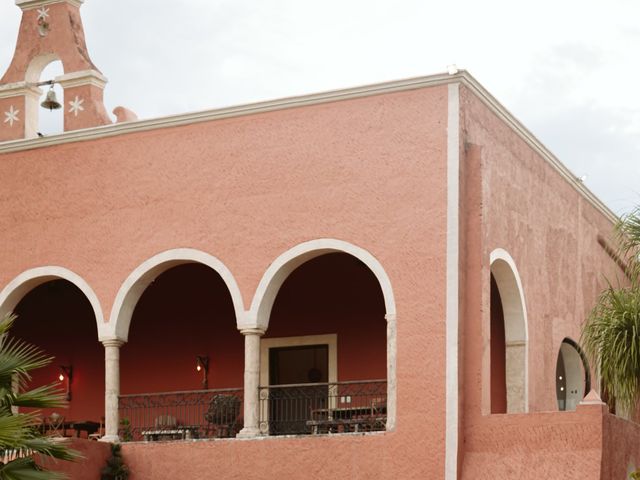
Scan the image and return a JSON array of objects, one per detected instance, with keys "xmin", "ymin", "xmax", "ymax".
[
  {"xmin": 259, "ymin": 379, "xmax": 387, "ymax": 436},
  {"xmin": 118, "ymin": 380, "xmax": 386, "ymax": 441},
  {"xmin": 119, "ymin": 388, "xmax": 243, "ymax": 441}
]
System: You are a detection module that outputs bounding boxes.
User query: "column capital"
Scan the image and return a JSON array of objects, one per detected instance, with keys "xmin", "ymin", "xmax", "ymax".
[
  {"xmin": 240, "ymin": 327, "xmax": 265, "ymax": 336},
  {"xmin": 102, "ymin": 338, "xmax": 125, "ymax": 348}
]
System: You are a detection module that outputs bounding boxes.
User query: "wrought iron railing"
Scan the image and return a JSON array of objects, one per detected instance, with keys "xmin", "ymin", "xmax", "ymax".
[
  {"xmin": 259, "ymin": 380, "xmax": 387, "ymax": 436},
  {"xmin": 119, "ymin": 388, "xmax": 243, "ymax": 441}
]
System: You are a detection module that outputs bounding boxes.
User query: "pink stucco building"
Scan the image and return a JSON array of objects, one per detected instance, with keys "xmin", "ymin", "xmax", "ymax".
[{"xmin": 0, "ymin": 1, "xmax": 637, "ymax": 478}]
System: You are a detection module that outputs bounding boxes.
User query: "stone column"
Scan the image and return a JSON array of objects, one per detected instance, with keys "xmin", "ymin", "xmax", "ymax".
[
  {"xmin": 237, "ymin": 328, "xmax": 264, "ymax": 437},
  {"xmin": 385, "ymin": 313, "xmax": 397, "ymax": 431},
  {"xmin": 101, "ymin": 339, "xmax": 124, "ymax": 442}
]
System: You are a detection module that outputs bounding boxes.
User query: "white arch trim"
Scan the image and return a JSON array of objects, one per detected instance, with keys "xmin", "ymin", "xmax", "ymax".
[
  {"xmin": 247, "ymin": 238, "xmax": 397, "ymax": 431},
  {"xmin": 0, "ymin": 266, "xmax": 105, "ymax": 339},
  {"xmin": 247, "ymin": 238, "xmax": 396, "ymax": 331},
  {"xmin": 490, "ymin": 248, "xmax": 529, "ymax": 413},
  {"xmin": 106, "ymin": 248, "xmax": 245, "ymax": 343}
]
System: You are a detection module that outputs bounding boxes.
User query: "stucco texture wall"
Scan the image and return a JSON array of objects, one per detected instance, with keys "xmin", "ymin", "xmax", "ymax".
[
  {"xmin": 459, "ymin": 85, "xmax": 625, "ymax": 477},
  {"xmin": 461, "ymin": 403, "xmax": 606, "ymax": 480},
  {"xmin": 0, "ymin": 85, "xmax": 449, "ymax": 478},
  {"xmin": 460, "ymin": 84, "xmax": 620, "ymax": 415},
  {"xmin": 42, "ymin": 438, "xmax": 111, "ymax": 480}
]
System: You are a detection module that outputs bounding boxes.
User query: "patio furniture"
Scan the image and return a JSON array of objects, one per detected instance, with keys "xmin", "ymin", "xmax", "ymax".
[
  {"xmin": 68, "ymin": 420, "xmax": 101, "ymax": 438},
  {"xmin": 141, "ymin": 415, "xmax": 187, "ymax": 441},
  {"xmin": 45, "ymin": 413, "xmax": 66, "ymax": 437},
  {"xmin": 88, "ymin": 417, "xmax": 104, "ymax": 440},
  {"xmin": 204, "ymin": 394, "xmax": 241, "ymax": 438},
  {"xmin": 307, "ymin": 401, "xmax": 387, "ymax": 434}
]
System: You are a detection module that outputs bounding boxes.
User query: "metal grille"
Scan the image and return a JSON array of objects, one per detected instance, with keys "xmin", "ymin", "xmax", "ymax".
[
  {"xmin": 259, "ymin": 380, "xmax": 387, "ymax": 436},
  {"xmin": 119, "ymin": 388, "xmax": 243, "ymax": 441}
]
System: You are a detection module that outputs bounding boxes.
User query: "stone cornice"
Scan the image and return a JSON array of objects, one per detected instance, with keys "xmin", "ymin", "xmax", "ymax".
[
  {"xmin": 0, "ymin": 81, "xmax": 41, "ymax": 99},
  {"xmin": 55, "ymin": 69, "xmax": 107, "ymax": 89},
  {"xmin": 15, "ymin": 0, "xmax": 83, "ymax": 10},
  {"xmin": 0, "ymin": 70, "xmax": 618, "ymax": 224}
]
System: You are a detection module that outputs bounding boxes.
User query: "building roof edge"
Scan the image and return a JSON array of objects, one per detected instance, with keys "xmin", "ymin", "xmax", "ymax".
[
  {"xmin": 456, "ymin": 71, "xmax": 618, "ymax": 224},
  {"xmin": 0, "ymin": 70, "xmax": 618, "ymax": 224}
]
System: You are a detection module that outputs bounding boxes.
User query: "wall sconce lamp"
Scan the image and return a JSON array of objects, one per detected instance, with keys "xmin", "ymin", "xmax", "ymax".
[
  {"xmin": 196, "ymin": 356, "xmax": 209, "ymax": 390},
  {"xmin": 58, "ymin": 365, "xmax": 73, "ymax": 401}
]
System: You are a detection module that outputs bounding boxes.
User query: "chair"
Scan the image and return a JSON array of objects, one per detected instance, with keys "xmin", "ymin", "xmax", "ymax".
[
  {"xmin": 154, "ymin": 415, "xmax": 177, "ymax": 430},
  {"xmin": 204, "ymin": 394, "xmax": 241, "ymax": 438},
  {"xmin": 46, "ymin": 413, "xmax": 66, "ymax": 437}
]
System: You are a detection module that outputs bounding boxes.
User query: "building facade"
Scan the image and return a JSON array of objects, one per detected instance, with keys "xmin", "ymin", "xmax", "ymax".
[{"xmin": 0, "ymin": 1, "xmax": 637, "ymax": 478}]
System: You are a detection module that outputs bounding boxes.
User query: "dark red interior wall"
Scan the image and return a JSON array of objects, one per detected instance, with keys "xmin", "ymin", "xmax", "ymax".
[
  {"xmin": 266, "ymin": 253, "xmax": 386, "ymax": 381},
  {"xmin": 120, "ymin": 263, "xmax": 242, "ymax": 394},
  {"xmin": 490, "ymin": 274, "xmax": 507, "ymax": 414},
  {"xmin": 12, "ymin": 280, "xmax": 103, "ymax": 422}
]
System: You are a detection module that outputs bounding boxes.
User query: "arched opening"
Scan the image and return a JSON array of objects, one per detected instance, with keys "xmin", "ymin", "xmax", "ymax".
[
  {"xmin": 258, "ymin": 252, "xmax": 388, "ymax": 435},
  {"xmin": 118, "ymin": 262, "xmax": 243, "ymax": 441},
  {"xmin": 490, "ymin": 273, "xmax": 507, "ymax": 413},
  {"xmin": 556, "ymin": 338, "xmax": 590, "ymax": 411},
  {"xmin": 19, "ymin": 54, "xmax": 65, "ymax": 139},
  {"xmin": 10, "ymin": 279, "xmax": 103, "ymax": 429},
  {"xmin": 490, "ymin": 249, "xmax": 528, "ymax": 414},
  {"xmin": 37, "ymin": 60, "xmax": 64, "ymax": 136}
]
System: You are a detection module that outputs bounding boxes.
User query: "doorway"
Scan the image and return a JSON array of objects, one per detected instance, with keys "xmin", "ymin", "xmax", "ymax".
[{"xmin": 268, "ymin": 344, "xmax": 328, "ymax": 435}]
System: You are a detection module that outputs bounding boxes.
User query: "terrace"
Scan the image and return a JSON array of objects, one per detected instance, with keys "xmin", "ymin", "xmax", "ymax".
[{"xmin": 7, "ymin": 249, "xmax": 390, "ymax": 443}]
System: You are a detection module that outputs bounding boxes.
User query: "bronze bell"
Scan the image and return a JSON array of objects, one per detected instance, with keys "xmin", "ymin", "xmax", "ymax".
[{"xmin": 40, "ymin": 86, "xmax": 62, "ymax": 111}]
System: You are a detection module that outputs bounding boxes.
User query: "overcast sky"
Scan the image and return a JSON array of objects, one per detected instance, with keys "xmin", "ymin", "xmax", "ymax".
[{"xmin": 1, "ymin": 0, "xmax": 638, "ymax": 214}]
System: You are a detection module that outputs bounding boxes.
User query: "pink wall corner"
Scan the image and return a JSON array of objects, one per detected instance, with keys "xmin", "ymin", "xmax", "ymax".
[{"xmin": 459, "ymin": 84, "xmax": 620, "ymax": 424}]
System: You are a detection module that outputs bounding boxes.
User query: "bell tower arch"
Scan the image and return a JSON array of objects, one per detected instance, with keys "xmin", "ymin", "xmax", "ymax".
[{"xmin": 0, "ymin": 0, "xmax": 111, "ymax": 141}]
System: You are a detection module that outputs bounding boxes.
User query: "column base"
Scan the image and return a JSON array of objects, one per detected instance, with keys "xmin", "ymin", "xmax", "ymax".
[
  {"xmin": 99, "ymin": 435, "xmax": 120, "ymax": 443},
  {"xmin": 237, "ymin": 427, "xmax": 261, "ymax": 438}
]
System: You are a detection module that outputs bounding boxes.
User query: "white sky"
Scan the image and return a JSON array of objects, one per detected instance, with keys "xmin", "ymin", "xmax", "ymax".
[{"xmin": 1, "ymin": 0, "xmax": 639, "ymax": 214}]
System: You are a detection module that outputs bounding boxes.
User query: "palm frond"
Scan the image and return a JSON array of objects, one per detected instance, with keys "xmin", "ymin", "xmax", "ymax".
[
  {"xmin": 0, "ymin": 313, "xmax": 78, "ymax": 478},
  {"xmin": 22, "ymin": 438, "xmax": 80, "ymax": 462},
  {"xmin": 582, "ymin": 283, "xmax": 640, "ymax": 412},
  {"xmin": 616, "ymin": 206, "xmax": 640, "ymax": 283},
  {"xmin": 12, "ymin": 384, "xmax": 67, "ymax": 409},
  {"xmin": 0, "ymin": 456, "xmax": 67, "ymax": 480},
  {"xmin": 0, "ymin": 337, "xmax": 54, "ymax": 389}
]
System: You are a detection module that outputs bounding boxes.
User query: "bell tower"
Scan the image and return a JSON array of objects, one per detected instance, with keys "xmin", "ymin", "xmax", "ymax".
[{"xmin": 0, "ymin": 0, "xmax": 112, "ymax": 142}]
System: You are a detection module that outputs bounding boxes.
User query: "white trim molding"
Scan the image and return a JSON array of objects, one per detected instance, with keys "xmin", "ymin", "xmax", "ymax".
[
  {"xmin": 0, "ymin": 82, "xmax": 41, "ymax": 99},
  {"xmin": 247, "ymin": 239, "xmax": 396, "ymax": 331},
  {"xmin": 0, "ymin": 70, "xmax": 618, "ymax": 228},
  {"xmin": 15, "ymin": 0, "xmax": 84, "ymax": 10},
  {"xmin": 445, "ymin": 83, "xmax": 460, "ymax": 480},
  {"xmin": 0, "ymin": 266, "xmax": 105, "ymax": 338},
  {"xmin": 490, "ymin": 248, "xmax": 529, "ymax": 414},
  {"xmin": 106, "ymin": 248, "xmax": 245, "ymax": 342},
  {"xmin": 56, "ymin": 70, "xmax": 108, "ymax": 90}
]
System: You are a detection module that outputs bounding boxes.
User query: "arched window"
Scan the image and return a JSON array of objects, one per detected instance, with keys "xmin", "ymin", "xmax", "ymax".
[
  {"xmin": 109, "ymin": 249, "xmax": 245, "ymax": 441},
  {"xmin": 490, "ymin": 249, "xmax": 528, "ymax": 414},
  {"xmin": 0, "ymin": 267, "xmax": 103, "ymax": 422},
  {"xmin": 556, "ymin": 338, "xmax": 590, "ymax": 411},
  {"xmin": 37, "ymin": 60, "xmax": 64, "ymax": 135},
  {"xmin": 250, "ymin": 239, "xmax": 396, "ymax": 433}
]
